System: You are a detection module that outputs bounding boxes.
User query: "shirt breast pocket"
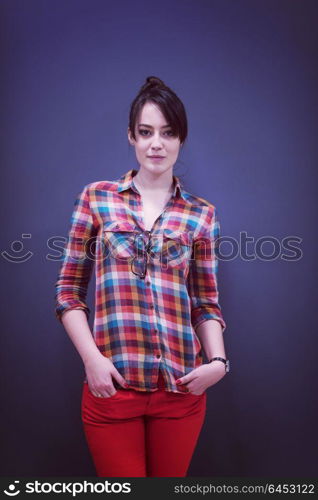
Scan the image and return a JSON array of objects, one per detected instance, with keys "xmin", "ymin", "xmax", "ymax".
[
  {"xmin": 103, "ymin": 220, "xmax": 137, "ymax": 260},
  {"xmin": 159, "ymin": 229, "xmax": 193, "ymax": 269}
]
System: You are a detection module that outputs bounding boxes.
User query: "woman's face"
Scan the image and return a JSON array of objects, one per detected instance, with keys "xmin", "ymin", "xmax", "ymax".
[{"xmin": 128, "ymin": 102, "xmax": 181, "ymax": 175}]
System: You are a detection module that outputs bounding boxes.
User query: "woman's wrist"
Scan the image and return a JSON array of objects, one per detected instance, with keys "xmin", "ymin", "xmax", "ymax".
[
  {"xmin": 207, "ymin": 359, "xmax": 227, "ymax": 374},
  {"xmin": 208, "ymin": 359, "xmax": 225, "ymax": 367},
  {"xmin": 208, "ymin": 356, "xmax": 230, "ymax": 373},
  {"xmin": 83, "ymin": 349, "xmax": 104, "ymax": 367}
]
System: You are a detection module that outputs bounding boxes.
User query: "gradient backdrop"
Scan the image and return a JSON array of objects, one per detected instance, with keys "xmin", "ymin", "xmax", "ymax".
[{"xmin": 1, "ymin": 0, "xmax": 317, "ymax": 477}]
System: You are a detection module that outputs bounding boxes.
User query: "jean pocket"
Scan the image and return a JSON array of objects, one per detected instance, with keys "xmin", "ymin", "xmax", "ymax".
[
  {"xmin": 85, "ymin": 383, "xmax": 120, "ymax": 401},
  {"xmin": 187, "ymin": 390, "xmax": 206, "ymax": 398}
]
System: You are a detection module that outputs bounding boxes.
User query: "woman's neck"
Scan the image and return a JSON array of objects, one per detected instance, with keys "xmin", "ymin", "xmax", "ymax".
[{"xmin": 133, "ymin": 168, "xmax": 174, "ymax": 194}]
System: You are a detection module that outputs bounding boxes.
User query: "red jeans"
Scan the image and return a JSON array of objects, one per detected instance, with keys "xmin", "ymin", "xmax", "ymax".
[{"xmin": 81, "ymin": 370, "xmax": 207, "ymax": 477}]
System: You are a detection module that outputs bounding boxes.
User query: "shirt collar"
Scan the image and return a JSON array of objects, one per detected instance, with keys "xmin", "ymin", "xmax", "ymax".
[{"xmin": 117, "ymin": 168, "xmax": 189, "ymax": 203}]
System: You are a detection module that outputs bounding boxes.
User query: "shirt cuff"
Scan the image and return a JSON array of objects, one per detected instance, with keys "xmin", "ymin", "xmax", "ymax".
[
  {"xmin": 55, "ymin": 304, "xmax": 90, "ymax": 323},
  {"xmin": 191, "ymin": 308, "xmax": 226, "ymax": 333}
]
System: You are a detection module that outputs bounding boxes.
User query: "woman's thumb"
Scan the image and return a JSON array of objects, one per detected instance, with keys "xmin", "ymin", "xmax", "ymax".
[{"xmin": 114, "ymin": 371, "xmax": 129, "ymax": 388}]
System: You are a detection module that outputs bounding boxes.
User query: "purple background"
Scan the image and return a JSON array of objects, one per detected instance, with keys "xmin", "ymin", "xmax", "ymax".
[{"xmin": 1, "ymin": 0, "xmax": 317, "ymax": 476}]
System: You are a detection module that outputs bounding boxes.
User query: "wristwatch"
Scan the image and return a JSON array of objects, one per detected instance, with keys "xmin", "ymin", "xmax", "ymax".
[{"xmin": 209, "ymin": 356, "xmax": 230, "ymax": 373}]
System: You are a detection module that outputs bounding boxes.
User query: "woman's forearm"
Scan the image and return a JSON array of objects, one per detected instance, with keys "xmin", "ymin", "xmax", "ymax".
[
  {"xmin": 61, "ymin": 309, "xmax": 103, "ymax": 365},
  {"xmin": 195, "ymin": 319, "xmax": 226, "ymax": 361}
]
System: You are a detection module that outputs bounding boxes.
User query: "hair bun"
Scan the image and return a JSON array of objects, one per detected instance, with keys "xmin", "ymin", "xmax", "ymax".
[{"xmin": 140, "ymin": 76, "xmax": 166, "ymax": 92}]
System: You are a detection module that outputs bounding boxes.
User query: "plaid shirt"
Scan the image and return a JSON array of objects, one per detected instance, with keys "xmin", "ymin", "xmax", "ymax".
[{"xmin": 54, "ymin": 168, "xmax": 226, "ymax": 393}]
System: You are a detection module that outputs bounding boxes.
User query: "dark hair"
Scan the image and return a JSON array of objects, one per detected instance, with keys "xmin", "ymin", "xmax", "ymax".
[{"xmin": 128, "ymin": 76, "xmax": 188, "ymax": 145}]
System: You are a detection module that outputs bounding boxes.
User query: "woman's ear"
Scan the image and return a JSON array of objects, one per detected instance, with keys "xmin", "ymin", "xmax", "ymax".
[{"xmin": 127, "ymin": 127, "xmax": 135, "ymax": 146}]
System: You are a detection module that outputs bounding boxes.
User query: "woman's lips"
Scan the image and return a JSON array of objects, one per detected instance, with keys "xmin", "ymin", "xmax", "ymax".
[{"xmin": 148, "ymin": 156, "xmax": 165, "ymax": 161}]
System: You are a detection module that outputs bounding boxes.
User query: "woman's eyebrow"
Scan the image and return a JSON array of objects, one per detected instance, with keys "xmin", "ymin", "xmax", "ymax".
[{"xmin": 138, "ymin": 123, "xmax": 171, "ymax": 128}]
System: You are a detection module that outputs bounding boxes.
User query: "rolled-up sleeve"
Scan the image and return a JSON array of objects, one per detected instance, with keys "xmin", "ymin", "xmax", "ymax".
[
  {"xmin": 54, "ymin": 185, "xmax": 97, "ymax": 323},
  {"xmin": 187, "ymin": 206, "xmax": 226, "ymax": 333}
]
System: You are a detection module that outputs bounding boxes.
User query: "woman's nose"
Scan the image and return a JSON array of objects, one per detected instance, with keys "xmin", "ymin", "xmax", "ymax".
[{"xmin": 151, "ymin": 133, "xmax": 163, "ymax": 148}]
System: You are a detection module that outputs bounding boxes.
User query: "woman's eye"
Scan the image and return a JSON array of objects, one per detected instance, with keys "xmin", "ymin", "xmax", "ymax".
[
  {"xmin": 139, "ymin": 129, "xmax": 150, "ymax": 136},
  {"xmin": 138, "ymin": 129, "xmax": 175, "ymax": 137}
]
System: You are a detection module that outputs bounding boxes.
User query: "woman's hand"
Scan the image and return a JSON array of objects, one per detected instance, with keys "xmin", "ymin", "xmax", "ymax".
[
  {"xmin": 84, "ymin": 353, "xmax": 128, "ymax": 398},
  {"xmin": 176, "ymin": 361, "xmax": 226, "ymax": 395}
]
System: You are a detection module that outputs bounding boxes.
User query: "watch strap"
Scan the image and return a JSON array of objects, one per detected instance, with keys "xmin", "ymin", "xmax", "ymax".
[{"xmin": 209, "ymin": 357, "xmax": 230, "ymax": 372}]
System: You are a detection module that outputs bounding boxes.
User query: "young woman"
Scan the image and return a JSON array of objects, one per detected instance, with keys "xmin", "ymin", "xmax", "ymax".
[{"xmin": 54, "ymin": 76, "xmax": 229, "ymax": 477}]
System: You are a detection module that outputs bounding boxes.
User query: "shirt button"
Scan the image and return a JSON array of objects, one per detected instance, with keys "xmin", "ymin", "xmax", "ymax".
[
  {"xmin": 150, "ymin": 304, "xmax": 154, "ymax": 309},
  {"xmin": 146, "ymin": 281, "xmax": 151, "ymax": 286},
  {"xmin": 154, "ymin": 329, "xmax": 158, "ymax": 333},
  {"xmin": 156, "ymin": 354, "xmax": 161, "ymax": 359}
]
